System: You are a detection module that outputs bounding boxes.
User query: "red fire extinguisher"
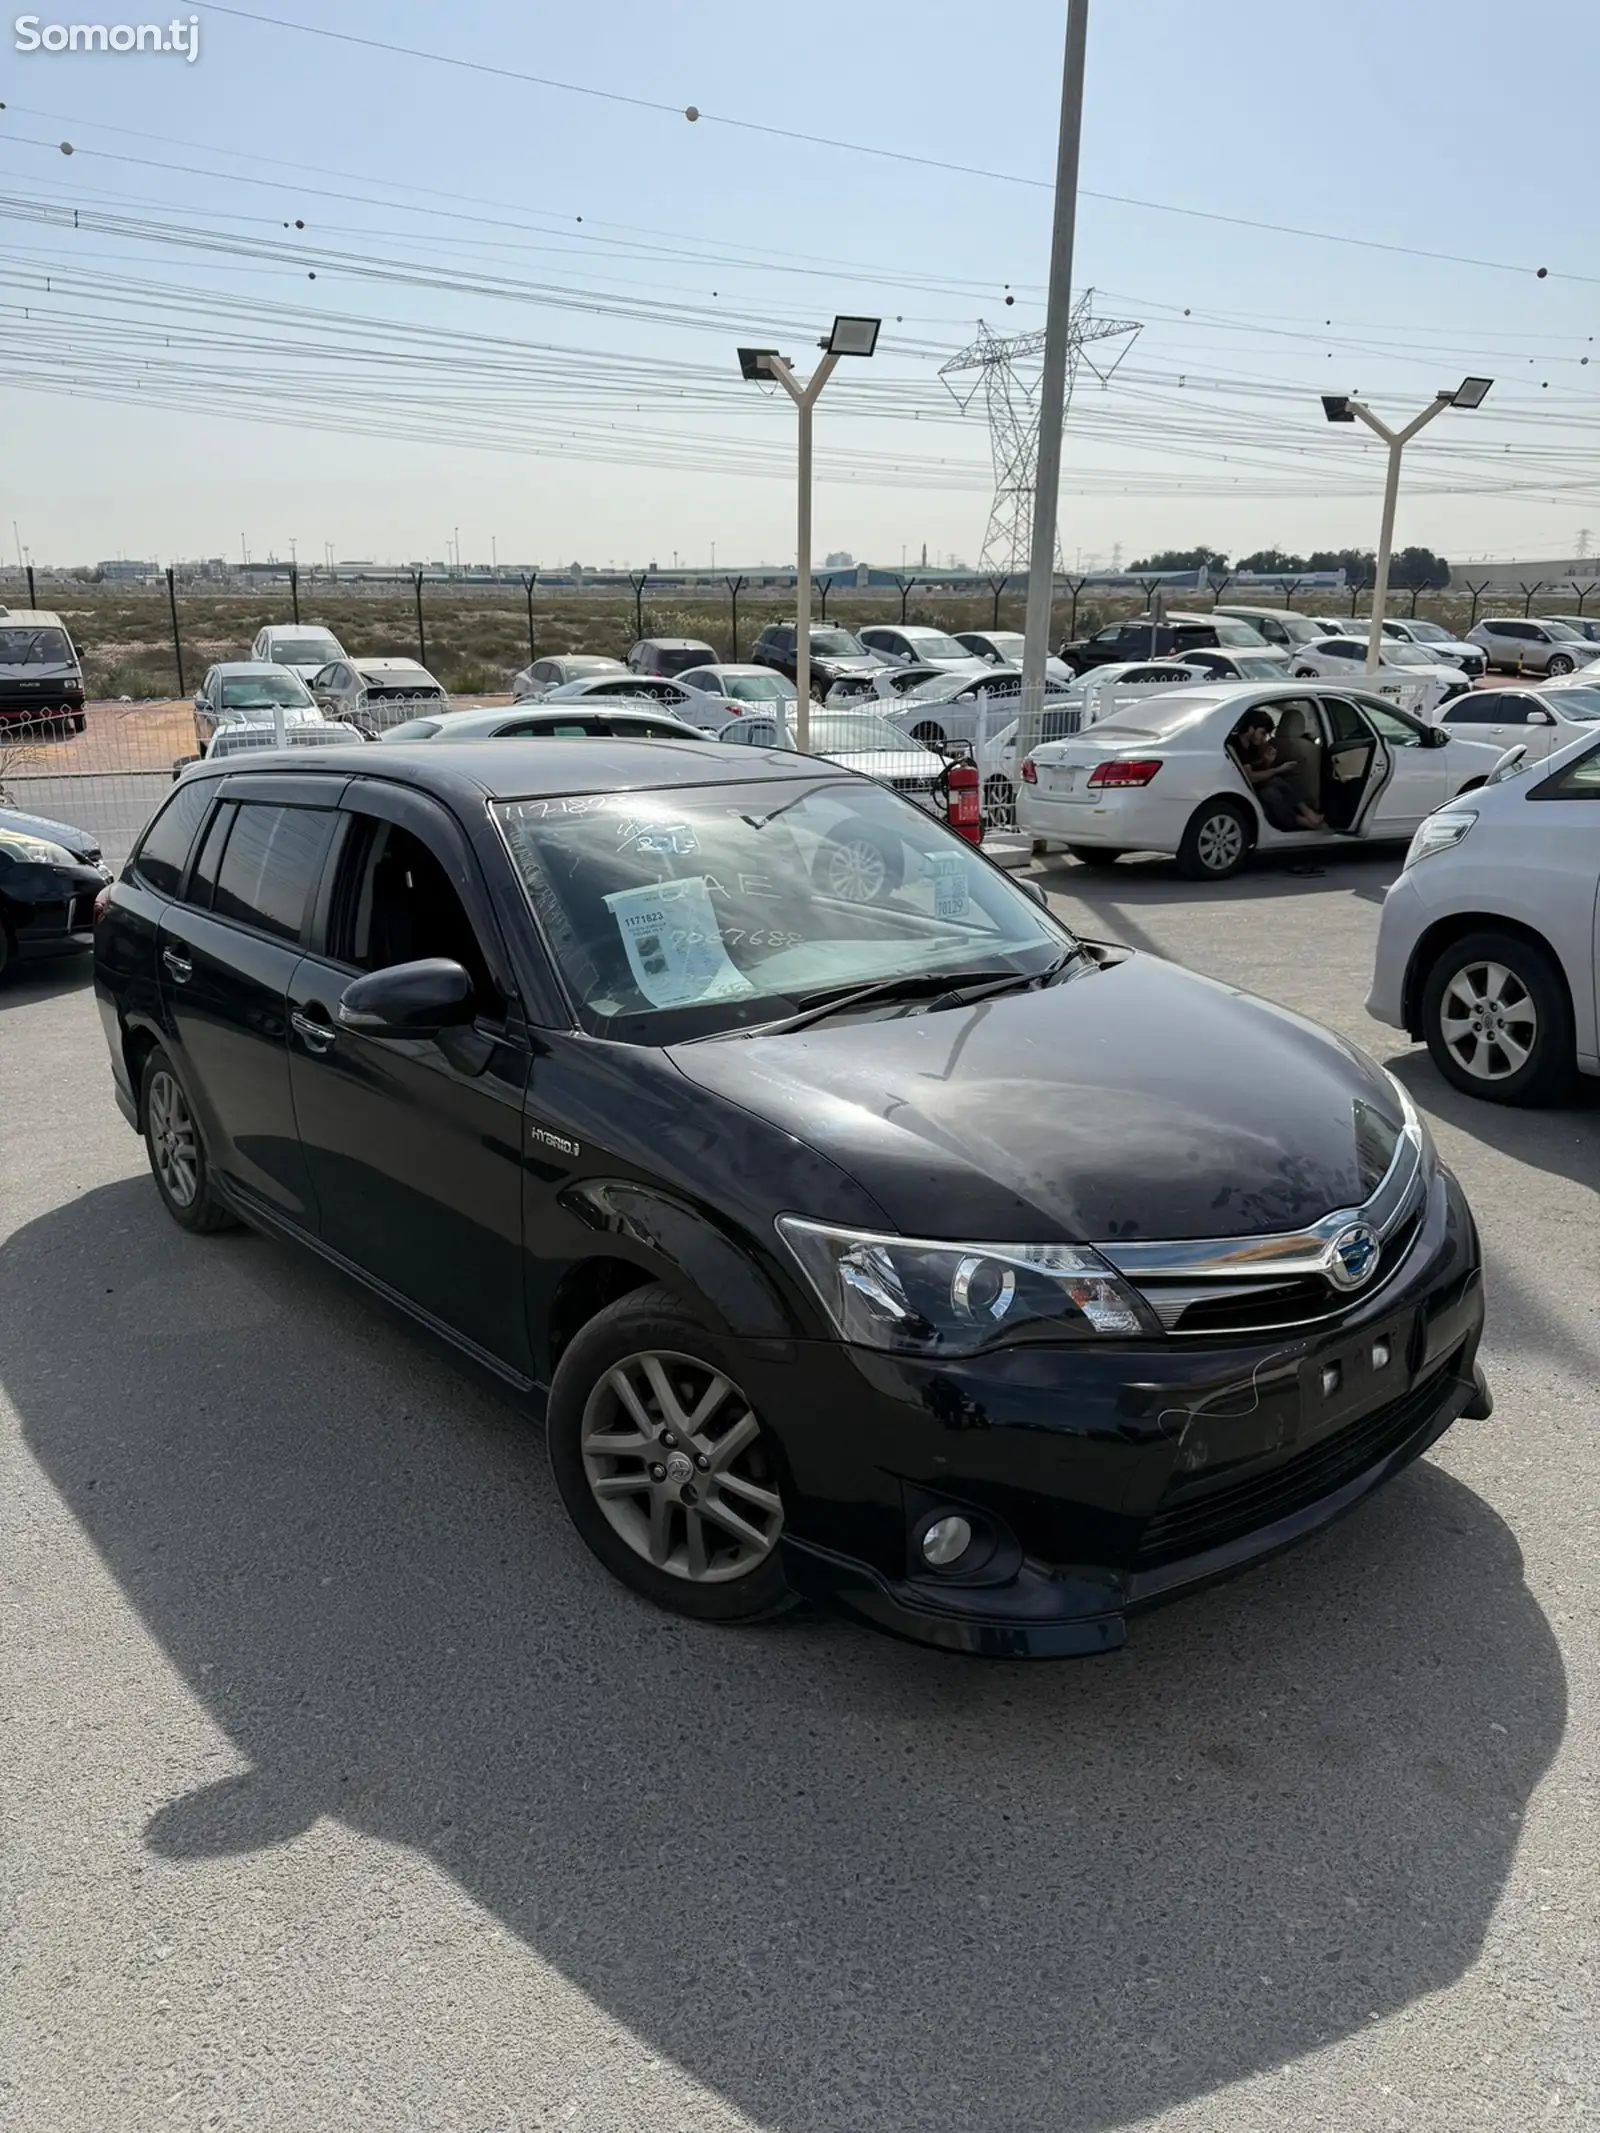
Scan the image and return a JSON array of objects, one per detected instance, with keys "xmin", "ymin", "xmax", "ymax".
[{"xmin": 945, "ymin": 760, "xmax": 981, "ymax": 844}]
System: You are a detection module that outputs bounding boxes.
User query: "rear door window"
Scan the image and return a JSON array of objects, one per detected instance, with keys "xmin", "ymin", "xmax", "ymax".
[
  {"xmin": 210, "ymin": 802, "xmax": 336, "ymax": 943},
  {"xmin": 132, "ymin": 779, "xmax": 215, "ymax": 896}
]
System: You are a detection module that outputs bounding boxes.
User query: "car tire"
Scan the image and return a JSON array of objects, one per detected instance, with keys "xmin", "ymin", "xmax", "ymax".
[
  {"xmin": 911, "ymin": 721, "xmax": 948, "ymax": 748},
  {"xmin": 72, "ymin": 713, "xmax": 86, "ymax": 734},
  {"xmin": 546, "ymin": 1284, "xmax": 798, "ymax": 1626},
  {"xmin": 1067, "ymin": 845, "xmax": 1124, "ymax": 868},
  {"xmin": 0, "ymin": 918, "xmax": 13, "ymax": 984},
  {"xmin": 140, "ymin": 1046, "xmax": 239, "ymax": 1233},
  {"xmin": 982, "ymin": 773, "xmax": 1014, "ymax": 823},
  {"xmin": 1545, "ymin": 654, "xmax": 1575, "ymax": 676},
  {"xmin": 1420, "ymin": 929, "xmax": 1575, "ymax": 1107},
  {"xmin": 1176, "ymin": 798, "xmax": 1253, "ymax": 881},
  {"xmin": 812, "ymin": 818, "xmax": 904, "ymax": 904}
]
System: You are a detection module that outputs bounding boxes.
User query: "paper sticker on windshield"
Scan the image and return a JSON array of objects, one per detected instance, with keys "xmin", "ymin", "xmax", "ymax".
[
  {"xmin": 924, "ymin": 851, "xmax": 968, "ymax": 920},
  {"xmin": 604, "ymin": 878, "xmax": 754, "ymax": 1010}
]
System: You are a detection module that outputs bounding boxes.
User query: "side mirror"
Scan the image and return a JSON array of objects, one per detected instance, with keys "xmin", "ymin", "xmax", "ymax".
[
  {"xmin": 1427, "ymin": 725, "xmax": 1451, "ymax": 747},
  {"xmin": 1529, "ymin": 707, "xmax": 1556, "ymax": 726},
  {"xmin": 337, "ymin": 958, "xmax": 476, "ymax": 1039},
  {"xmin": 193, "ymin": 694, "xmax": 206, "ymax": 712},
  {"xmin": 1018, "ymin": 877, "xmax": 1048, "ymax": 906}
]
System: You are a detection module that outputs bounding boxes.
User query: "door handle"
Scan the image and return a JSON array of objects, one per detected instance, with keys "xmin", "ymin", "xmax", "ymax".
[
  {"xmin": 162, "ymin": 947, "xmax": 193, "ymax": 983},
  {"xmin": 290, "ymin": 1009, "xmax": 337, "ymax": 1054}
]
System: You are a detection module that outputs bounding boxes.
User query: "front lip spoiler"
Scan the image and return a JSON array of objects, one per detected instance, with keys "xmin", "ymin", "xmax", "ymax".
[{"xmin": 777, "ymin": 1357, "xmax": 1487, "ymax": 1660}]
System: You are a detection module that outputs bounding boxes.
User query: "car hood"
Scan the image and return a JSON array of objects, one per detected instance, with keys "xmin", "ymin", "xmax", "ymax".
[
  {"xmin": 826, "ymin": 748, "xmax": 942, "ymax": 780},
  {"xmin": 0, "ymin": 804, "xmax": 98, "ymax": 858},
  {"xmin": 669, "ymin": 953, "xmax": 1404, "ymax": 1243}
]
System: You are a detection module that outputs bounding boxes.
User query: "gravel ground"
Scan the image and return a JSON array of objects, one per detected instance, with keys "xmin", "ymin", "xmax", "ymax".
[{"xmin": 2, "ymin": 840, "xmax": 1594, "ymax": 2133}]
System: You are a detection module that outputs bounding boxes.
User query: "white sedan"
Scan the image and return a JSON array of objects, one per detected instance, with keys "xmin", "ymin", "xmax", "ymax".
[
  {"xmin": 530, "ymin": 672, "xmax": 706, "ymax": 719},
  {"xmin": 1287, "ymin": 635, "xmax": 1470, "ymax": 714},
  {"xmin": 674, "ymin": 663, "xmax": 798, "ymax": 719},
  {"xmin": 1436, "ymin": 679, "xmax": 1600, "ymax": 765},
  {"xmin": 1016, "ymin": 680, "xmax": 1508, "ymax": 881},
  {"xmin": 710, "ymin": 706, "xmax": 949, "ymax": 815},
  {"xmin": 1368, "ymin": 730, "xmax": 1600, "ymax": 1105}
]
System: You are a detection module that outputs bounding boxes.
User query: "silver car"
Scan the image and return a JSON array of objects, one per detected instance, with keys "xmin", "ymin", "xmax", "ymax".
[
  {"xmin": 1368, "ymin": 730, "xmax": 1600, "ymax": 1105},
  {"xmin": 309, "ymin": 656, "xmax": 448, "ymax": 736},
  {"xmin": 855, "ymin": 625, "xmax": 987, "ymax": 674},
  {"xmin": 378, "ymin": 703, "xmax": 709, "ymax": 745},
  {"xmin": 191, "ymin": 662, "xmax": 321, "ymax": 752},
  {"xmin": 509, "ymin": 653, "xmax": 628, "ymax": 699},
  {"xmin": 711, "ymin": 707, "xmax": 949, "ymax": 814},
  {"xmin": 1465, "ymin": 616, "xmax": 1593, "ymax": 676},
  {"xmin": 248, "ymin": 624, "xmax": 347, "ymax": 683}
]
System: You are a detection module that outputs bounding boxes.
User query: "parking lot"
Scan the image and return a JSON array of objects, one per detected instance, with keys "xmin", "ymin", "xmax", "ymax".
[{"xmin": 3, "ymin": 842, "xmax": 1594, "ymax": 2132}]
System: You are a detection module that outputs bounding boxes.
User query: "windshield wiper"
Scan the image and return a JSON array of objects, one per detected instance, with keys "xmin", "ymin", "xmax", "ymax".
[{"xmin": 735, "ymin": 948, "xmax": 1083, "ymax": 1038}]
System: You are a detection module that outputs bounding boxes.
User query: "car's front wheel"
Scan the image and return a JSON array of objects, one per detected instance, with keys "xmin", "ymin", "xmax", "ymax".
[
  {"xmin": 1067, "ymin": 845, "xmax": 1124, "ymax": 868},
  {"xmin": 1420, "ymin": 929, "xmax": 1575, "ymax": 1106},
  {"xmin": 140, "ymin": 1047, "xmax": 239, "ymax": 1232},
  {"xmin": 547, "ymin": 1285, "xmax": 796, "ymax": 1625},
  {"xmin": 1545, "ymin": 653, "xmax": 1575, "ymax": 676},
  {"xmin": 1176, "ymin": 798, "xmax": 1253, "ymax": 881},
  {"xmin": 812, "ymin": 818, "xmax": 903, "ymax": 903}
]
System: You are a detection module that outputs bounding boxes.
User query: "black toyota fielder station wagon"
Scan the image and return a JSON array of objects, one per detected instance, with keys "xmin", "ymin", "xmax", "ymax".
[{"xmin": 94, "ymin": 739, "xmax": 1491, "ymax": 1658}]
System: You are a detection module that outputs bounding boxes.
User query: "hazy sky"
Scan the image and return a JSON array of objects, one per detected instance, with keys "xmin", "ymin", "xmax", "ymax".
[{"xmin": 2, "ymin": 0, "xmax": 1597, "ymax": 570}]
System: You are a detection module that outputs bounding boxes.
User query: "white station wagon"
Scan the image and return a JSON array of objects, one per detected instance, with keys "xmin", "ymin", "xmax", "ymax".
[{"xmin": 1017, "ymin": 681, "xmax": 1507, "ymax": 880}]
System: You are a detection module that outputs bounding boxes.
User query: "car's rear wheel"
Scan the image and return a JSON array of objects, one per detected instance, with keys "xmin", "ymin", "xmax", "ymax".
[
  {"xmin": 1067, "ymin": 845, "xmax": 1124, "ymax": 868},
  {"xmin": 982, "ymin": 772, "xmax": 1014, "ymax": 823},
  {"xmin": 1420, "ymin": 930, "xmax": 1574, "ymax": 1106},
  {"xmin": 547, "ymin": 1285, "xmax": 797, "ymax": 1625},
  {"xmin": 1176, "ymin": 798, "xmax": 1253, "ymax": 881},
  {"xmin": 140, "ymin": 1047, "xmax": 239, "ymax": 1232},
  {"xmin": 812, "ymin": 818, "xmax": 903, "ymax": 903}
]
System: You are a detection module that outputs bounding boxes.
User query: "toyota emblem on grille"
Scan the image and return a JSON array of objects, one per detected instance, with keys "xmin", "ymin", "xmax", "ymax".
[{"xmin": 1327, "ymin": 1222, "xmax": 1380, "ymax": 1291}]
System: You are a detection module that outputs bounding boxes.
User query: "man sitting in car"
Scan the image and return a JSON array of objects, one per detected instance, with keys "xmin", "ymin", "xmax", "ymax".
[{"xmin": 1228, "ymin": 709, "xmax": 1324, "ymax": 831}]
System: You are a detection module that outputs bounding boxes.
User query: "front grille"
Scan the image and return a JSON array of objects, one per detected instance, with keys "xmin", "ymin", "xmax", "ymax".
[
  {"xmin": 1134, "ymin": 1351, "xmax": 1461, "ymax": 1567},
  {"xmin": 891, "ymin": 775, "xmax": 937, "ymax": 795}
]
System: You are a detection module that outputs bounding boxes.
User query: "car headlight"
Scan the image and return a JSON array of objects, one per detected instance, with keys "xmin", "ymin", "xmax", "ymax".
[
  {"xmin": 776, "ymin": 1217, "xmax": 1146, "ymax": 1355},
  {"xmin": 1403, "ymin": 810, "xmax": 1475, "ymax": 870}
]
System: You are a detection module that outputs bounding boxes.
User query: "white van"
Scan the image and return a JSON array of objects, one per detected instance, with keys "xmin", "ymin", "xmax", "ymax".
[{"xmin": 0, "ymin": 610, "xmax": 86, "ymax": 734}]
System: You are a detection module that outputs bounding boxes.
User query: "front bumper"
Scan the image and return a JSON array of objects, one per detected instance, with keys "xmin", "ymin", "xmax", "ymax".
[
  {"xmin": 754, "ymin": 1165, "xmax": 1485, "ymax": 1657},
  {"xmin": 1366, "ymin": 868, "xmax": 1427, "ymax": 1032}
]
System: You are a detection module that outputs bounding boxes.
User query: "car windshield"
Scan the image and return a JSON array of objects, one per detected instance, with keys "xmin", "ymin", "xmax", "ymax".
[
  {"xmin": 1544, "ymin": 621, "xmax": 1584, "ymax": 640},
  {"xmin": 1211, "ymin": 620, "xmax": 1270, "ymax": 647},
  {"xmin": 903, "ymin": 632, "xmax": 970, "ymax": 660},
  {"xmin": 1548, "ymin": 687, "xmax": 1600, "ymax": 720},
  {"xmin": 219, "ymin": 674, "xmax": 314, "ymax": 708},
  {"xmin": 982, "ymin": 634, "xmax": 1025, "ymax": 658},
  {"xmin": 0, "ymin": 626, "xmax": 73, "ymax": 665},
  {"xmin": 1384, "ymin": 643, "xmax": 1438, "ymax": 668},
  {"xmin": 1405, "ymin": 621, "xmax": 1450, "ymax": 642},
  {"xmin": 268, "ymin": 637, "xmax": 339, "ymax": 663},
  {"xmin": 809, "ymin": 629, "xmax": 866, "ymax": 657},
  {"xmin": 494, "ymin": 780, "xmax": 1067, "ymax": 1044}
]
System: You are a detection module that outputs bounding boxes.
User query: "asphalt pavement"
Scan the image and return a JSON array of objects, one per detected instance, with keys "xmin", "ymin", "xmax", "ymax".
[{"xmin": 2, "ymin": 841, "xmax": 1594, "ymax": 2133}]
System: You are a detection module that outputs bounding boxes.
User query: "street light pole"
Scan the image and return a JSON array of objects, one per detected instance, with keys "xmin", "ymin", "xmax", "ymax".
[
  {"xmin": 1021, "ymin": 0, "xmax": 1091, "ymax": 730},
  {"xmin": 1323, "ymin": 377, "xmax": 1492, "ymax": 671},
  {"xmin": 737, "ymin": 318, "xmax": 880, "ymax": 755}
]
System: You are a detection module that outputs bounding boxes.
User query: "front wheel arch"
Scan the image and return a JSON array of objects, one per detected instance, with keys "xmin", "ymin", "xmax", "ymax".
[{"xmin": 1400, "ymin": 912, "xmax": 1572, "ymax": 1039}]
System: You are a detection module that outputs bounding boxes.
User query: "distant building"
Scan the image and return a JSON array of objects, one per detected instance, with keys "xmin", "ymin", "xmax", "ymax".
[
  {"xmin": 95, "ymin": 558, "xmax": 159, "ymax": 582},
  {"xmin": 1445, "ymin": 557, "xmax": 1600, "ymax": 593}
]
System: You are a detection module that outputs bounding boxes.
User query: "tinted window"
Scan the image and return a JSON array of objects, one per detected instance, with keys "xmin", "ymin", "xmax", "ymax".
[
  {"xmin": 133, "ymin": 780, "xmax": 214, "ymax": 896},
  {"xmin": 340, "ymin": 820, "xmax": 491, "ymax": 995},
  {"xmin": 187, "ymin": 801, "xmax": 236, "ymax": 908},
  {"xmin": 211, "ymin": 803, "xmax": 335, "ymax": 942},
  {"xmin": 1442, "ymin": 699, "xmax": 1503, "ymax": 724},
  {"xmin": 1490, "ymin": 695, "xmax": 1541, "ymax": 725}
]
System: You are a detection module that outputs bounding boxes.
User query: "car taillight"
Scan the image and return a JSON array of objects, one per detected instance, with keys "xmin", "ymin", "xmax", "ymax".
[
  {"xmin": 1021, "ymin": 756, "xmax": 1038, "ymax": 784},
  {"xmin": 93, "ymin": 887, "xmax": 111, "ymax": 927},
  {"xmin": 946, "ymin": 761, "xmax": 981, "ymax": 843},
  {"xmin": 1087, "ymin": 758, "xmax": 1162, "ymax": 790}
]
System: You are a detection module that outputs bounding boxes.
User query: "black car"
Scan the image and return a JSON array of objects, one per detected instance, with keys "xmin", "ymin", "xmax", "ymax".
[
  {"xmin": 750, "ymin": 623, "xmax": 883, "ymax": 698},
  {"xmin": 1059, "ymin": 613, "xmax": 1283, "ymax": 675},
  {"xmin": 94, "ymin": 740, "xmax": 1489, "ymax": 1658},
  {"xmin": 1, "ymin": 803, "xmax": 111, "ymax": 979}
]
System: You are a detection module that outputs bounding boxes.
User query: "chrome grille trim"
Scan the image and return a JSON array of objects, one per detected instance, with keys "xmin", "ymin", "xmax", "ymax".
[{"xmin": 1099, "ymin": 1116, "xmax": 1428, "ymax": 1337}]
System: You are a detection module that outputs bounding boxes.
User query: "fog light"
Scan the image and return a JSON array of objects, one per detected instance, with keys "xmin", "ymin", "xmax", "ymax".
[{"xmin": 921, "ymin": 1515, "xmax": 972, "ymax": 1568}]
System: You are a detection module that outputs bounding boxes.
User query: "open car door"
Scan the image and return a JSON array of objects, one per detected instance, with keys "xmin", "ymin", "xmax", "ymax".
[{"xmin": 1320, "ymin": 694, "xmax": 1394, "ymax": 835}]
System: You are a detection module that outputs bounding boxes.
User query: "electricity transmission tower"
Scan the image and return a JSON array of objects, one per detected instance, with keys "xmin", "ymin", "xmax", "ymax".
[{"xmin": 939, "ymin": 292, "xmax": 1141, "ymax": 573}]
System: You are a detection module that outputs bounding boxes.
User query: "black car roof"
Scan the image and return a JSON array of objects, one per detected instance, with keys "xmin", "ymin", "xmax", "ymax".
[{"xmin": 181, "ymin": 736, "xmax": 828, "ymax": 805}]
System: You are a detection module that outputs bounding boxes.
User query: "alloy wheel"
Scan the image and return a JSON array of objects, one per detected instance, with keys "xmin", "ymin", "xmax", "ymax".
[
  {"xmin": 1196, "ymin": 811, "xmax": 1245, "ymax": 873},
  {"xmin": 147, "ymin": 1069, "xmax": 200, "ymax": 1207},
  {"xmin": 1438, "ymin": 960, "xmax": 1537, "ymax": 1081},
  {"xmin": 580, "ymin": 1350, "xmax": 783, "ymax": 1584},
  {"xmin": 820, "ymin": 836, "xmax": 888, "ymax": 903}
]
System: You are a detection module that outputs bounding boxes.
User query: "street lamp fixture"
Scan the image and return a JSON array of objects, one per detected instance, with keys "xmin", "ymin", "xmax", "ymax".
[
  {"xmin": 737, "ymin": 316, "xmax": 882, "ymax": 750},
  {"xmin": 1323, "ymin": 375, "xmax": 1494, "ymax": 669},
  {"xmin": 825, "ymin": 315, "xmax": 881, "ymax": 359}
]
